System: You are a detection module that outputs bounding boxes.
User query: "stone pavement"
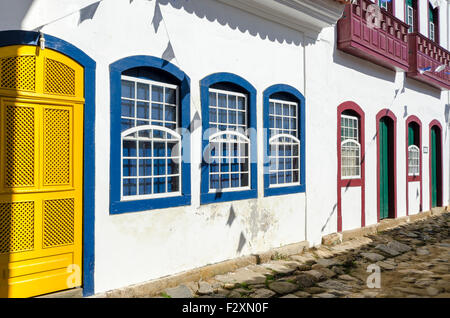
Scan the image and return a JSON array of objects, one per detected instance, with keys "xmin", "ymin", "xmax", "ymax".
[{"xmin": 159, "ymin": 212, "xmax": 450, "ymax": 298}]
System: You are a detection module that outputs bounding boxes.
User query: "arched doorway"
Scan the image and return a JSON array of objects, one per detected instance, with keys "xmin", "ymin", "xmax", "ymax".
[
  {"xmin": 429, "ymin": 121, "xmax": 443, "ymax": 209},
  {"xmin": 377, "ymin": 110, "xmax": 397, "ymax": 221},
  {"xmin": 0, "ymin": 30, "xmax": 96, "ymax": 298}
]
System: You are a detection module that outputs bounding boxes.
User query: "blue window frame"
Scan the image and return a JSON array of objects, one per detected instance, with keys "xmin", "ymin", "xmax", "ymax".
[
  {"xmin": 200, "ymin": 73, "xmax": 257, "ymax": 204},
  {"xmin": 263, "ymin": 84, "xmax": 305, "ymax": 197},
  {"xmin": 110, "ymin": 56, "xmax": 191, "ymax": 214}
]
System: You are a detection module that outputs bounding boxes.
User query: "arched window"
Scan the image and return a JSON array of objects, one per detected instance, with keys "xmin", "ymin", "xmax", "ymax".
[
  {"xmin": 200, "ymin": 73, "xmax": 257, "ymax": 204},
  {"xmin": 110, "ymin": 56, "xmax": 191, "ymax": 214},
  {"xmin": 263, "ymin": 84, "xmax": 305, "ymax": 197}
]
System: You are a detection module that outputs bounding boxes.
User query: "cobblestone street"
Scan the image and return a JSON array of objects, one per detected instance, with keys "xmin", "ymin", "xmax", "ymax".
[{"xmin": 161, "ymin": 212, "xmax": 450, "ymax": 298}]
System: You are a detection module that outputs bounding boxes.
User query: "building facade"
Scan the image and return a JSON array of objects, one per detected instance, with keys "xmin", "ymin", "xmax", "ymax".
[{"xmin": 0, "ymin": 0, "xmax": 448, "ymax": 297}]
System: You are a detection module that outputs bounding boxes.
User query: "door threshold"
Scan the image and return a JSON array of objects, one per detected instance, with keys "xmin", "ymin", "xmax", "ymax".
[{"xmin": 35, "ymin": 288, "xmax": 83, "ymax": 298}]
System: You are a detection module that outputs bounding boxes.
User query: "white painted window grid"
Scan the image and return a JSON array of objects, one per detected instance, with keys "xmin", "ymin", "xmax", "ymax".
[
  {"xmin": 120, "ymin": 75, "xmax": 181, "ymax": 201},
  {"xmin": 121, "ymin": 125, "xmax": 182, "ymax": 201},
  {"xmin": 407, "ymin": 6, "xmax": 414, "ymax": 33},
  {"xmin": 208, "ymin": 88, "xmax": 247, "ymax": 134},
  {"xmin": 341, "ymin": 114, "xmax": 358, "ymax": 142},
  {"xmin": 208, "ymin": 89, "xmax": 250, "ymax": 192},
  {"xmin": 268, "ymin": 98, "xmax": 300, "ymax": 187},
  {"xmin": 408, "ymin": 145, "xmax": 420, "ymax": 176},
  {"xmin": 341, "ymin": 114, "xmax": 361, "ymax": 179},
  {"xmin": 269, "ymin": 99, "xmax": 298, "ymax": 139},
  {"xmin": 208, "ymin": 131, "xmax": 250, "ymax": 193},
  {"xmin": 269, "ymin": 134, "xmax": 301, "ymax": 188},
  {"xmin": 121, "ymin": 75, "xmax": 179, "ymax": 133},
  {"xmin": 430, "ymin": 22, "xmax": 435, "ymax": 42}
]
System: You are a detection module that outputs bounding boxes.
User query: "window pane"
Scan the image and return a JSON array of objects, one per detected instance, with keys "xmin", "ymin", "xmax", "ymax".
[
  {"xmin": 139, "ymin": 178, "xmax": 152, "ymax": 195},
  {"xmin": 165, "ymin": 88, "xmax": 176, "ymax": 104},
  {"xmin": 123, "ymin": 140, "xmax": 137, "ymax": 157},
  {"xmin": 139, "ymin": 141, "xmax": 152, "ymax": 157},
  {"xmin": 168, "ymin": 177, "xmax": 179, "ymax": 192},
  {"xmin": 137, "ymin": 83, "xmax": 149, "ymax": 100},
  {"xmin": 165, "ymin": 105, "xmax": 176, "ymax": 122},
  {"xmin": 121, "ymin": 80, "xmax": 134, "ymax": 99},
  {"xmin": 152, "ymin": 85, "xmax": 164, "ymax": 102},
  {"xmin": 137, "ymin": 102, "xmax": 149, "ymax": 119},
  {"xmin": 237, "ymin": 97, "xmax": 245, "ymax": 110},
  {"xmin": 139, "ymin": 159, "xmax": 152, "ymax": 176},
  {"xmin": 154, "ymin": 177, "xmax": 166, "ymax": 193},
  {"xmin": 154, "ymin": 159, "xmax": 166, "ymax": 176},
  {"xmin": 209, "ymin": 92, "xmax": 217, "ymax": 106},
  {"xmin": 121, "ymin": 99, "xmax": 134, "ymax": 117},
  {"xmin": 218, "ymin": 94, "xmax": 227, "ymax": 108},
  {"xmin": 123, "ymin": 159, "xmax": 137, "ymax": 177},
  {"xmin": 123, "ymin": 179, "xmax": 137, "ymax": 196},
  {"xmin": 228, "ymin": 95, "xmax": 237, "ymax": 109},
  {"xmin": 151, "ymin": 103, "xmax": 163, "ymax": 121}
]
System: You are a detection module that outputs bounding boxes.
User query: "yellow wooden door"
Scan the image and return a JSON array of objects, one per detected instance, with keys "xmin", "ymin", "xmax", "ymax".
[{"xmin": 0, "ymin": 45, "xmax": 84, "ymax": 298}]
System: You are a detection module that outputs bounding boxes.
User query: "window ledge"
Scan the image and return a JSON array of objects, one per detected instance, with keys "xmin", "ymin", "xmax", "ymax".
[
  {"xmin": 110, "ymin": 194, "xmax": 191, "ymax": 215},
  {"xmin": 201, "ymin": 189, "xmax": 257, "ymax": 205},
  {"xmin": 264, "ymin": 184, "xmax": 305, "ymax": 197}
]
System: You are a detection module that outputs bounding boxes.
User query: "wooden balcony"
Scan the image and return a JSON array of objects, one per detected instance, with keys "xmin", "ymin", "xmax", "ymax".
[
  {"xmin": 337, "ymin": 0, "xmax": 409, "ymax": 71},
  {"xmin": 407, "ymin": 33, "xmax": 450, "ymax": 90}
]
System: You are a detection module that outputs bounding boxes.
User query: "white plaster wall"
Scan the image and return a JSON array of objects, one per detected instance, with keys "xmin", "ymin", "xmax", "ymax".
[
  {"xmin": 0, "ymin": 0, "xmax": 449, "ymax": 294},
  {"xmin": 306, "ymin": 25, "xmax": 449, "ymax": 245},
  {"xmin": 0, "ymin": 0, "xmax": 309, "ymax": 293},
  {"xmin": 341, "ymin": 187, "xmax": 362, "ymax": 231},
  {"xmin": 408, "ymin": 181, "xmax": 421, "ymax": 215}
]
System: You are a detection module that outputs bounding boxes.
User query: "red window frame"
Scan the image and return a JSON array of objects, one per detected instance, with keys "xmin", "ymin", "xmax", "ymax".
[{"xmin": 337, "ymin": 101, "xmax": 365, "ymax": 232}]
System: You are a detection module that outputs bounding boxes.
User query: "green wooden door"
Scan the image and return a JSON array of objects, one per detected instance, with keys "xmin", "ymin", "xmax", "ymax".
[
  {"xmin": 380, "ymin": 118, "xmax": 389, "ymax": 219},
  {"xmin": 431, "ymin": 128, "xmax": 437, "ymax": 208}
]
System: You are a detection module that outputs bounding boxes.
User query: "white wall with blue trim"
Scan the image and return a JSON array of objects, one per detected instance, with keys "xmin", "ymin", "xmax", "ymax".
[{"xmin": 0, "ymin": 0, "xmax": 449, "ymax": 296}]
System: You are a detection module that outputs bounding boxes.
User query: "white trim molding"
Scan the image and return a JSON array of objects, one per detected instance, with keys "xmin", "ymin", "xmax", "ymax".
[{"xmin": 216, "ymin": 0, "xmax": 345, "ymax": 35}]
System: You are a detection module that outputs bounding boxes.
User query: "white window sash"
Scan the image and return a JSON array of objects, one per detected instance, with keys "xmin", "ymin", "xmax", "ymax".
[
  {"xmin": 121, "ymin": 125, "xmax": 182, "ymax": 201},
  {"xmin": 408, "ymin": 145, "xmax": 420, "ymax": 177},
  {"xmin": 341, "ymin": 139, "xmax": 361, "ymax": 179},
  {"xmin": 268, "ymin": 134, "xmax": 301, "ymax": 188},
  {"xmin": 208, "ymin": 130, "xmax": 251, "ymax": 193}
]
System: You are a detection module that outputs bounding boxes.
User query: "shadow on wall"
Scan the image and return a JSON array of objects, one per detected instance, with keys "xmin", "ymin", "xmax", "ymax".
[
  {"xmin": 0, "ymin": 0, "xmax": 34, "ymax": 30},
  {"xmin": 156, "ymin": 0, "xmax": 306, "ymax": 45}
]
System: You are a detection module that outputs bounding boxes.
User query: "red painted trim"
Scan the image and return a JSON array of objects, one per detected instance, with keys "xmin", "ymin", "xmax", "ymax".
[
  {"xmin": 337, "ymin": 101, "xmax": 365, "ymax": 232},
  {"xmin": 429, "ymin": 120, "xmax": 443, "ymax": 209},
  {"xmin": 376, "ymin": 109, "xmax": 397, "ymax": 223},
  {"xmin": 405, "ymin": 115, "xmax": 423, "ymax": 216}
]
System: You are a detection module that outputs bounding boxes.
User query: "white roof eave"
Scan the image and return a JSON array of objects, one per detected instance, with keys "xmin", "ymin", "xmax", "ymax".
[{"xmin": 216, "ymin": 0, "xmax": 345, "ymax": 36}]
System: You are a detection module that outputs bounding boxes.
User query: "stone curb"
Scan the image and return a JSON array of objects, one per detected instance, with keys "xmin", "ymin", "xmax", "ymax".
[
  {"xmin": 322, "ymin": 207, "xmax": 449, "ymax": 246},
  {"xmin": 89, "ymin": 241, "xmax": 309, "ymax": 298}
]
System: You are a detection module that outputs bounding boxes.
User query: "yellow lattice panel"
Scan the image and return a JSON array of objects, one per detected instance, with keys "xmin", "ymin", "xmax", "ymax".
[
  {"xmin": 0, "ymin": 45, "xmax": 84, "ymax": 101},
  {"xmin": 4, "ymin": 104, "xmax": 35, "ymax": 188},
  {"xmin": 44, "ymin": 108, "xmax": 71, "ymax": 185},
  {"xmin": 44, "ymin": 59, "xmax": 75, "ymax": 96},
  {"xmin": 43, "ymin": 198, "xmax": 74, "ymax": 248},
  {"xmin": 0, "ymin": 56, "xmax": 36, "ymax": 92},
  {"xmin": 0, "ymin": 201, "xmax": 34, "ymax": 254}
]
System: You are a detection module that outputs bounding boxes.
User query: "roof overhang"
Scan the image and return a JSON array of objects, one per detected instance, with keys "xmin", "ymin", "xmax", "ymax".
[{"xmin": 216, "ymin": 0, "xmax": 345, "ymax": 35}]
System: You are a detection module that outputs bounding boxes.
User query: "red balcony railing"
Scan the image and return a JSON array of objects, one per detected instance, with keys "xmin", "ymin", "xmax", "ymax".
[
  {"xmin": 407, "ymin": 33, "xmax": 450, "ymax": 90},
  {"xmin": 337, "ymin": 0, "xmax": 409, "ymax": 71}
]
